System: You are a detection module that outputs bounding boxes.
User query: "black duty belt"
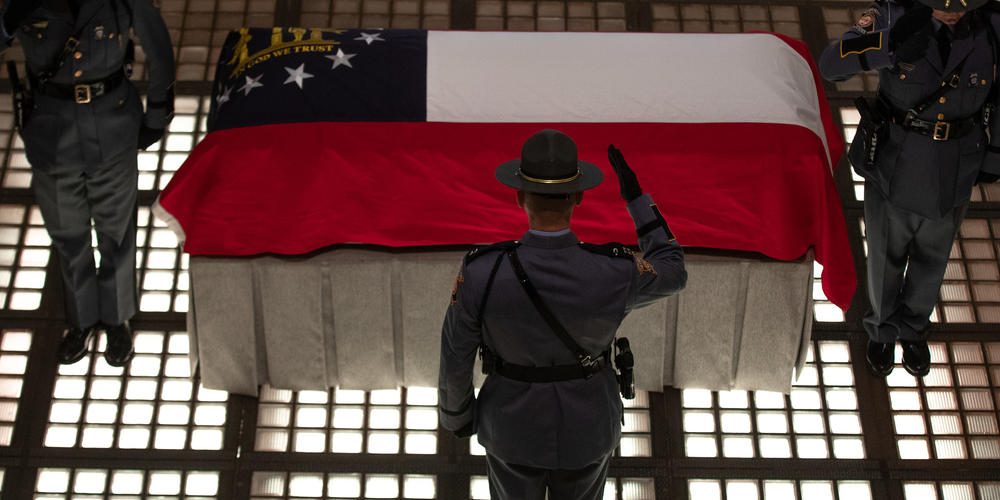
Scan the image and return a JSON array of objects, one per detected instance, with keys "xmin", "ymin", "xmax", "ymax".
[
  {"xmin": 494, "ymin": 350, "xmax": 611, "ymax": 383},
  {"xmin": 891, "ymin": 110, "xmax": 980, "ymax": 142},
  {"xmin": 36, "ymin": 68, "xmax": 126, "ymax": 104}
]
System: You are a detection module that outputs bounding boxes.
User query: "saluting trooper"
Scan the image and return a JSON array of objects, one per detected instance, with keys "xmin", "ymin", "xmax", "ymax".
[
  {"xmin": 438, "ymin": 129, "xmax": 686, "ymax": 500},
  {"xmin": 819, "ymin": 0, "xmax": 1000, "ymax": 377},
  {"xmin": 0, "ymin": 0, "xmax": 175, "ymax": 366}
]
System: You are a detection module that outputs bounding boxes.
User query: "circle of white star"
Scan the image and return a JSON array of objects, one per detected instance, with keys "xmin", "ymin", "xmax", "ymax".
[
  {"xmin": 283, "ymin": 63, "xmax": 315, "ymax": 89},
  {"xmin": 326, "ymin": 49, "xmax": 356, "ymax": 69},
  {"xmin": 238, "ymin": 74, "xmax": 264, "ymax": 96},
  {"xmin": 354, "ymin": 32, "xmax": 385, "ymax": 45},
  {"xmin": 216, "ymin": 85, "xmax": 232, "ymax": 105}
]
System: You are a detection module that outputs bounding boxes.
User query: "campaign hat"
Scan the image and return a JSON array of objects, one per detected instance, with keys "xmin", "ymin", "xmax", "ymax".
[
  {"xmin": 916, "ymin": 0, "xmax": 988, "ymax": 12},
  {"xmin": 495, "ymin": 129, "xmax": 603, "ymax": 194}
]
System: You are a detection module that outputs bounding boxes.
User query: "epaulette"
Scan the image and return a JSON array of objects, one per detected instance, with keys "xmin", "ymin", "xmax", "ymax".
[
  {"xmin": 579, "ymin": 242, "xmax": 635, "ymax": 260},
  {"xmin": 464, "ymin": 240, "xmax": 521, "ymax": 264}
]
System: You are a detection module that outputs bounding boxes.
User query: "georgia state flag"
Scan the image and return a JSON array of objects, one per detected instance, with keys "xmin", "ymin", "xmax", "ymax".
[{"xmin": 155, "ymin": 28, "xmax": 854, "ymax": 310}]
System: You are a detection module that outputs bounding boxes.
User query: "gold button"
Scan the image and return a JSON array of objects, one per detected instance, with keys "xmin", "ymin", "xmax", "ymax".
[
  {"xmin": 109, "ymin": 33, "xmax": 115, "ymax": 38},
  {"xmin": 939, "ymin": 97, "xmax": 947, "ymax": 104},
  {"xmin": 938, "ymin": 113, "xmax": 945, "ymax": 120},
  {"xmin": 983, "ymin": 79, "xmax": 988, "ymax": 85},
  {"xmin": 900, "ymin": 74, "xmax": 907, "ymax": 80},
  {"xmin": 74, "ymin": 51, "xmax": 82, "ymax": 59},
  {"xmin": 74, "ymin": 70, "xmax": 82, "ymax": 78}
]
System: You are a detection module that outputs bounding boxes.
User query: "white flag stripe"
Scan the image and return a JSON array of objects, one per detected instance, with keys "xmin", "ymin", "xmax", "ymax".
[{"xmin": 426, "ymin": 31, "xmax": 828, "ymax": 160}]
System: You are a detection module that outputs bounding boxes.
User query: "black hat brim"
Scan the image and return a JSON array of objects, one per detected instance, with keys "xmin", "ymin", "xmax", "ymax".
[
  {"xmin": 916, "ymin": 0, "xmax": 988, "ymax": 12},
  {"xmin": 494, "ymin": 159, "xmax": 604, "ymax": 194}
]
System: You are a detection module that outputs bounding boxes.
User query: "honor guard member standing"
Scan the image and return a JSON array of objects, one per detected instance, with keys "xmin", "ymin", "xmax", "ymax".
[
  {"xmin": 0, "ymin": 0, "xmax": 175, "ymax": 366},
  {"xmin": 437, "ymin": 129, "xmax": 687, "ymax": 500},
  {"xmin": 819, "ymin": 0, "xmax": 1000, "ymax": 377}
]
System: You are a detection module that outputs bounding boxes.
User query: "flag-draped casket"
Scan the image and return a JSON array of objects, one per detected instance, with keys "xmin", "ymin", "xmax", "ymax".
[{"xmin": 154, "ymin": 28, "xmax": 855, "ymax": 394}]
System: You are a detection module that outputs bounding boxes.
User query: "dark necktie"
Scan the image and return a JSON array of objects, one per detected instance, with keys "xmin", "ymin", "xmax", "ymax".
[{"xmin": 937, "ymin": 25, "xmax": 952, "ymax": 66}]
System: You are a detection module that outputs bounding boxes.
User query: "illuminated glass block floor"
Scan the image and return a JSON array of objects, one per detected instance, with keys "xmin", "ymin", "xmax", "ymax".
[
  {"xmin": 33, "ymin": 468, "xmax": 219, "ymax": 499},
  {"xmin": 1, "ymin": 0, "xmax": 1000, "ymax": 496},
  {"xmin": 255, "ymin": 386, "xmax": 438, "ymax": 455},
  {"xmin": 45, "ymin": 330, "xmax": 226, "ymax": 451},
  {"xmin": 682, "ymin": 340, "xmax": 864, "ymax": 460},
  {"xmin": 887, "ymin": 341, "xmax": 1000, "ymax": 460},
  {"xmin": 687, "ymin": 479, "xmax": 873, "ymax": 500}
]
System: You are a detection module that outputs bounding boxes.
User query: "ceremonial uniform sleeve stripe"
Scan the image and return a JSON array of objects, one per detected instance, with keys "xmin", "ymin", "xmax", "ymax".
[{"xmin": 840, "ymin": 32, "xmax": 883, "ymax": 58}]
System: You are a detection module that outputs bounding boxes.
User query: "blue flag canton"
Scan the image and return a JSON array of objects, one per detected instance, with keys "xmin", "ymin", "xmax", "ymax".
[{"xmin": 208, "ymin": 28, "xmax": 428, "ymax": 132}]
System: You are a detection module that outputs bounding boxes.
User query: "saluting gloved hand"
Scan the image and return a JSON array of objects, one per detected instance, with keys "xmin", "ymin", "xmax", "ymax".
[
  {"xmin": 454, "ymin": 420, "xmax": 476, "ymax": 439},
  {"xmin": 889, "ymin": 4, "xmax": 934, "ymax": 64},
  {"xmin": 138, "ymin": 126, "xmax": 164, "ymax": 150},
  {"xmin": 608, "ymin": 144, "xmax": 642, "ymax": 202}
]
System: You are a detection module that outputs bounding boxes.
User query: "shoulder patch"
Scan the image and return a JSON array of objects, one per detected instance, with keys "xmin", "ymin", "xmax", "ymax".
[
  {"xmin": 464, "ymin": 240, "xmax": 520, "ymax": 264},
  {"xmin": 450, "ymin": 267, "xmax": 464, "ymax": 306},
  {"xmin": 633, "ymin": 254, "xmax": 658, "ymax": 276},
  {"xmin": 852, "ymin": 7, "xmax": 880, "ymax": 34}
]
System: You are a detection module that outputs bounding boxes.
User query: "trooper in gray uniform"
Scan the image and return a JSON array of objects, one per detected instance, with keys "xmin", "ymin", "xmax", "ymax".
[
  {"xmin": 437, "ymin": 129, "xmax": 687, "ymax": 500},
  {"xmin": 0, "ymin": 0, "xmax": 174, "ymax": 366},
  {"xmin": 819, "ymin": 0, "xmax": 1000, "ymax": 377}
]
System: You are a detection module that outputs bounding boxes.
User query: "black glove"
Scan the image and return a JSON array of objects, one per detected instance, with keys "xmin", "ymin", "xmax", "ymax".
[
  {"xmin": 608, "ymin": 144, "xmax": 642, "ymax": 202},
  {"xmin": 977, "ymin": 171, "xmax": 1000, "ymax": 185},
  {"xmin": 454, "ymin": 420, "xmax": 476, "ymax": 438},
  {"xmin": 889, "ymin": 4, "xmax": 934, "ymax": 64},
  {"xmin": 2, "ymin": 0, "xmax": 38, "ymax": 34},
  {"xmin": 138, "ymin": 126, "xmax": 164, "ymax": 150}
]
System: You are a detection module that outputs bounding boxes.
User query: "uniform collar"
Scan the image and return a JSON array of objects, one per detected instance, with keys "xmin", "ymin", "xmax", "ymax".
[{"xmin": 520, "ymin": 230, "xmax": 580, "ymax": 249}]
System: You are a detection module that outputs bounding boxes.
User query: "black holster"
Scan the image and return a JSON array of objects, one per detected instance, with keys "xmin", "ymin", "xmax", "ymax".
[
  {"xmin": 7, "ymin": 62, "xmax": 33, "ymax": 129},
  {"xmin": 614, "ymin": 337, "xmax": 635, "ymax": 400},
  {"xmin": 479, "ymin": 344, "xmax": 496, "ymax": 375},
  {"xmin": 848, "ymin": 95, "xmax": 889, "ymax": 180},
  {"xmin": 124, "ymin": 39, "xmax": 135, "ymax": 78}
]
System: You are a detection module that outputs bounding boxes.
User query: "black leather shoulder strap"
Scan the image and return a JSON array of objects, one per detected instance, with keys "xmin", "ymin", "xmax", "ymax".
[
  {"xmin": 579, "ymin": 242, "xmax": 635, "ymax": 260},
  {"xmin": 35, "ymin": 6, "xmax": 104, "ymax": 84},
  {"xmin": 506, "ymin": 248, "xmax": 595, "ymax": 365},
  {"xmin": 470, "ymin": 240, "xmax": 521, "ymax": 313},
  {"xmin": 464, "ymin": 240, "xmax": 520, "ymax": 265}
]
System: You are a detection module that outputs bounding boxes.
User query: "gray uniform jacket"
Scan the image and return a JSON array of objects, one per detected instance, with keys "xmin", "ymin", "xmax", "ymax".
[
  {"xmin": 818, "ymin": 1, "xmax": 1000, "ymax": 218},
  {"xmin": 438, "ymin": 194, "xmax": 687, "ymax": 470},
  {"xmin": 4, "ymin": 0, "xmax": 174, "ymax": 169}
]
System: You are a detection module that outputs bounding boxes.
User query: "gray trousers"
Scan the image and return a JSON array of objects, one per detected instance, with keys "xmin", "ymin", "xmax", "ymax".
[
  {"xmin": 863, "ymin": 182, "xmax": 967, "ymax": 343},
  {"xmin": 31, "ymin": 153, "xmax": 138, "ymax": 329},
  {"xmin": 486, "ymin": 453, "xmax": 611, "ymax": 500}
]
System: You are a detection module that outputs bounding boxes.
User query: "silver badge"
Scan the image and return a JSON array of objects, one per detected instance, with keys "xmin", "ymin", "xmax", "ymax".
[
  {"xmin": 95, "ymin": 26, "xmax": 105, "ymax": 40},
  {"xmin": 971, "ymin": 73, "xmax": 979, "ymax": 87}
]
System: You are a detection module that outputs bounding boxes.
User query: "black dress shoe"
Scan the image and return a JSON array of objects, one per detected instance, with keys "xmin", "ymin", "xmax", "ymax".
[
  {"xmin": 57, "ymin": 326, "xmax": 97, "ymax": 364},
  {"xmin": 104, "ymin": 321, "xmax": 135, "ymax": 367},
  {"xmin": 866, "ymin": 340, "xmax": 894, "ymax": 377},
  {"xmin": 901, "ymin": 340, "xmax": 931, "ymax": 377}
]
